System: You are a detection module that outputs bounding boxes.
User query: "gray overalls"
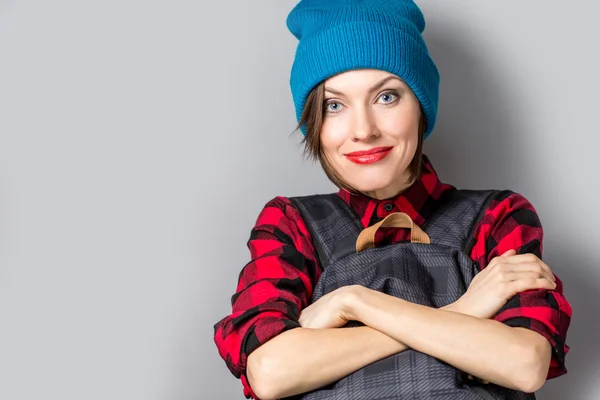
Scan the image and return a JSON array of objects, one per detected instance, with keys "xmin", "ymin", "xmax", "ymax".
[{"xmin": 286, "ymin": 189, "xmax": 534, "ymax": 400}]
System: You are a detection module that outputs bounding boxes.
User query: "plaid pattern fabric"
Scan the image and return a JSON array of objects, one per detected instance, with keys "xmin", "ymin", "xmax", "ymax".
[
  {"xmin": 213, "ymin": 155, "xmax": 571, "ymax": 399},
  {"xmin": 469, "ymin": 190, "xmax": 571, "ymax": 378}
]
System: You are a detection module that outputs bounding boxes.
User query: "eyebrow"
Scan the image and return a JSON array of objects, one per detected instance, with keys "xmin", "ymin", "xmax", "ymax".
[{"xmin": 324, "ymin": 76, "xmax": 403, "ymax": 96}]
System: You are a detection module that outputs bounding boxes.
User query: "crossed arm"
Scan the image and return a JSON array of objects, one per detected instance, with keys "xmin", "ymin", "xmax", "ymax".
[{"xmin": 247, "ymin": 251, "xmax": 556, "ymax": 400}]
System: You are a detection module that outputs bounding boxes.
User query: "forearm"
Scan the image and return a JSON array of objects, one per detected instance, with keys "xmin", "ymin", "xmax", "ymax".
[
  {"xmin": 353, "ymin": 289, "xmax": 551, "ymax": 393},
  {"xmin": 247, "ymin": 325, "xmax": 408, "ymax": 399}
]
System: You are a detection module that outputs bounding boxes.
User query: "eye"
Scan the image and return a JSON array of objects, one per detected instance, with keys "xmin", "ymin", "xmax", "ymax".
[
  {"xmin": 378, "ymin": 91, "xmax": 399, "ymax": 104},
  {"xmin": 324, "ymin": 101, "xmax": 343, "ymax": 113}
]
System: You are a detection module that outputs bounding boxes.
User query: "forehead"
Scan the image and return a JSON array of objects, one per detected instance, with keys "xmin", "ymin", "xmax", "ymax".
[{"xmin": 324, "ymin": 69, "xmax": 405, "ymax": 92}]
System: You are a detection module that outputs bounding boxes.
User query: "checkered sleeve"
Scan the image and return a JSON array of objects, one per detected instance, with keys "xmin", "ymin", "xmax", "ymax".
[
  {"xmin": 213, "ymin": 196, "xmax": 320, "ymax": 398},
  {"xmin": 470, "ymin": 190, "xmax": 572, "ymax": 379}
]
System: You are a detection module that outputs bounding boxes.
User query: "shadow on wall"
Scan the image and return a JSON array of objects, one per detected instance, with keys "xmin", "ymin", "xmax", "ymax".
[
  {"xmin": 423, "ymin": 27, "xmax": 525, "ymax": 190},
  {"xmin": 539, "ymin": 245, "xmax": 597, "ymax": 400},
  {"xmin": 423, "ymin": 24, "xmax": 595, "ymax": 400}
]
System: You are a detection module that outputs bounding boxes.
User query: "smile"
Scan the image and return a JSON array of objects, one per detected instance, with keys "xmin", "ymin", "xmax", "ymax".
[{"xmin": 344, "ymin": 146, "xmax": 394, "ymax": 165}]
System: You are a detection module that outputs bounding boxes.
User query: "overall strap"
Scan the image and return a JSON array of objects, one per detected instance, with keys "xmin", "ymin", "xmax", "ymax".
[
  {"xmin": 289, "ymin": 193, "xmax": 363, "ymax": 267},
  {"xmin": 422, "ymin": 189, "xmax": 500, "ymax": 252}
]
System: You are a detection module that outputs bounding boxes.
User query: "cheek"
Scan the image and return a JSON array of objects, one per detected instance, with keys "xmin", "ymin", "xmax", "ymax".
[
  {"xmin": 380, "ymin": 109, "xmax": 419, "ymax": 140},
  {"xmin": 320, "ymin": 119, "xmax": 347, "ymax": 156}
]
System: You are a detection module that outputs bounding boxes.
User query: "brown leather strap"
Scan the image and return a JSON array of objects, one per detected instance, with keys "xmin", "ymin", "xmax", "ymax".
[{"xmin": 356, "ymin": 212, "xmax": 431, "ymax": 252}]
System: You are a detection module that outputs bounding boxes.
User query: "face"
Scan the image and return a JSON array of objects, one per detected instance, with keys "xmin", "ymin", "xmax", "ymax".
[{"xmin": 320, "ymin": 69, "xmax": 422, "ymax": 199}]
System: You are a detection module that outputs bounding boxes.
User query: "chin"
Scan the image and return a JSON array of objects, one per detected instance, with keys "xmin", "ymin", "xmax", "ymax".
[
  {"xmin": 348, "ymin": 176, "xmax": 398, "ymax": 193},
  {"xmin": 336, "ymin": 159, "xmax": 412, "ymax": 194}
]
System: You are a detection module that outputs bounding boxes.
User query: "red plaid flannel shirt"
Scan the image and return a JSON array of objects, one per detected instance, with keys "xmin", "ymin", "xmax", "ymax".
[{"xmin": 214, "ymin": 155, "xmax": 572, "ymax": 399}]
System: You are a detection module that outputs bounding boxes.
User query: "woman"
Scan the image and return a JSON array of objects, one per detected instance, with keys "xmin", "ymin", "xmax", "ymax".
[{"xmin": 214, "ymin": 1, "xmax": 571, "ymax": 399}]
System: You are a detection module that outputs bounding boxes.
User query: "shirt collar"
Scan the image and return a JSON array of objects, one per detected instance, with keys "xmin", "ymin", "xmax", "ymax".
[{"xmin": 337, "ymin": 154, "xmax": 455, "ymax": 228}]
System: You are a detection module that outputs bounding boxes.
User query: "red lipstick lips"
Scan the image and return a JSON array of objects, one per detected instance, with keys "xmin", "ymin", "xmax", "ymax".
[{"xmin": 344, "ymin": 146, "xmax": 394, "ymax": 165}]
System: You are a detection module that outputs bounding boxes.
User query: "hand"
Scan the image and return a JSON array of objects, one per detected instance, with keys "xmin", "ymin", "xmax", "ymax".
[
  {"xmin": 453, "ymin": 250, "xmax": 556, "ymax": 319},
  {"xmin": 298, "ymin": 285, "xmax": 362, "ymax": 329}
]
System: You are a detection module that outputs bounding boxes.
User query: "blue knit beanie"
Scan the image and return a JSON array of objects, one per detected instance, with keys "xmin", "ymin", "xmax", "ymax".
[{"xmin": 286, "ymin": 0, "xmax": 440, "ymax": 139}]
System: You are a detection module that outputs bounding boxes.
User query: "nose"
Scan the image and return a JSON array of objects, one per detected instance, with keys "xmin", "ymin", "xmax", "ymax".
[{"xmin": 351, "ymin": 106, "xmax": 380, "ymax": 142}]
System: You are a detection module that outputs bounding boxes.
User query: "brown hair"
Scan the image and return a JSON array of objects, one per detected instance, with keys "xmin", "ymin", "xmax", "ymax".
[{"xmin": 295, "ymin": 81, "xmax": 426, "ymax": 194}]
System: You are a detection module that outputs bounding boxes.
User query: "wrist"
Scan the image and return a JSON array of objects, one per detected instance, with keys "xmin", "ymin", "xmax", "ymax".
[
  {"xmin": 443, "ymin": 297, "xmax": 479, "ymax": 318},
  {"xmin": 442, "ymin": 299, "xmax": 462, "ymax": 313},
  {"xmin": 347, "ymin": 288, "xmax": 411, "ymax": 332},
  {"xmin": 339, "ymin": 285, "xmax": 367, "ymax": 322}
]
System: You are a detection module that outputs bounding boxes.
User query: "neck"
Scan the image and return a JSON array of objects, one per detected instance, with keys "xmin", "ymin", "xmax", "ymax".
[{"xmin": 361, "ymin": 178, "xmax": 414, "ymax": 200}]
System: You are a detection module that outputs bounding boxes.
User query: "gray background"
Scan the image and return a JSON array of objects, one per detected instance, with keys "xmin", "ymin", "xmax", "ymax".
[{"xmin": 0, "ymin": 0, "xmax": 597, "ymax": 399}]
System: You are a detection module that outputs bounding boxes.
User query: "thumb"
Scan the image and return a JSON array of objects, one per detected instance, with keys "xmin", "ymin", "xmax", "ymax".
[{"xmin": 501, "ymin": 249, "xmax": 517, "ymax": 256}]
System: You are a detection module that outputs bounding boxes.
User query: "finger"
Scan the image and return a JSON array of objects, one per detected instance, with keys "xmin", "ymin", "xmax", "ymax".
[
  {"xmin": 485, "ymin": 250, "xmax": 514, "ymax": 269},
  {"xmin": 538, "ymin": 259, "xmax": 554, "ymax": 280},
  {"xmin": 500, "ymin": 253, "xmax": 554, "ymax": 281},
  {"xmin": 508, "ymin": 277, "xmax": 556, "ymax": 294},
  {"xmin": 501, "ymin": 261, "xmax": 555, "ymax": 282},
  {"xmin": 502, "ymin": 253, "xmax": 552, "ymax": 274},
  {"xmin": 504, "ymin": 271, "xmax": 557, "ymax": 287},
  {"xmin": 502, "ymin": 262, "xmax": 554, "ymax": 283},
  {"xmin": 488, "ymin": 249, "xmax": 518, "ymax": 269}
]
